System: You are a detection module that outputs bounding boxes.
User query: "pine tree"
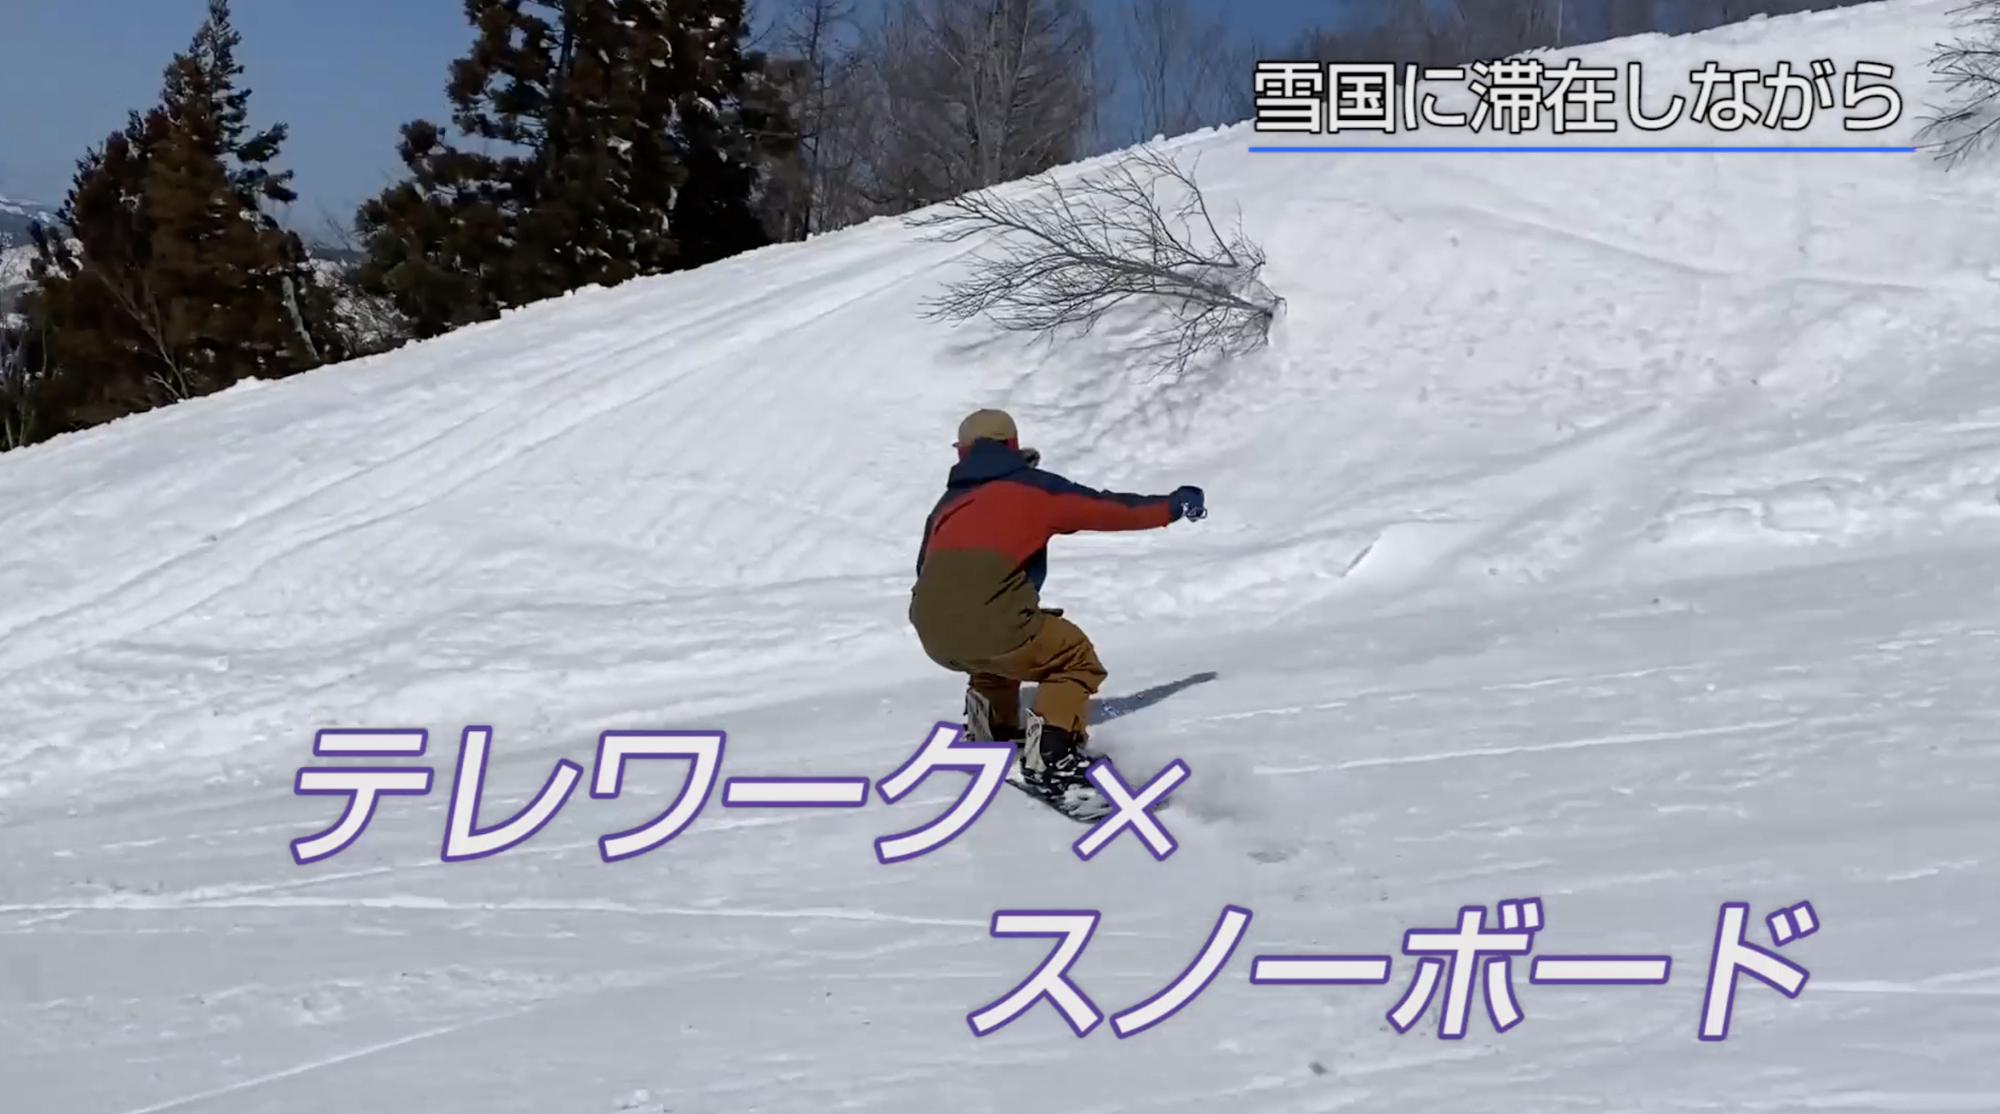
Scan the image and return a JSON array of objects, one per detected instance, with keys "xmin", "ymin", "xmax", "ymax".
[
  {"xmin": 358, "ymin": 1, "xmax": 686, "ymax": 338},
  {"xmin": 650, "ymin": 0, "xmax": 797, "ymax": 267},
  {"xmin": 358, "ymin": 0, "xmax": 797, "ymax": 339},
  {"xmin": 514, "ymin": 1, "xmax": 686, "ymax": 292},
  {"xmin": 23, "ymin": 0, "xmax": 341, "ymax": 433}
]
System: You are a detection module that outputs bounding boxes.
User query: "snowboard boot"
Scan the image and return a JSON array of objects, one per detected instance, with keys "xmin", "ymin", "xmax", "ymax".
[{"xmin": 1020, "ymin": 712, "xmax": 1109, "ymax": 814}]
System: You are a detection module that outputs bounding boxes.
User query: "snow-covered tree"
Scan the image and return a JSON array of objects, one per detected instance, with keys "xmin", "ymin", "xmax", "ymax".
[{"xmin": 357, "ymin": 0, "xmax": 795, "ymax": 339}]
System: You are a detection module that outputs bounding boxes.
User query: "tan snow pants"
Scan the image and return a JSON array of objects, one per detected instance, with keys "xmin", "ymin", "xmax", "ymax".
[{"xmin": 934, "ymin": 609, "xmax": 1105, "ymax": 735}]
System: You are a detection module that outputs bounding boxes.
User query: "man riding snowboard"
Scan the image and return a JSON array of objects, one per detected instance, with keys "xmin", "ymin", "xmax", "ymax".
[{"xmin": 908, "ymin": 408, "xmax": 1206, "ymax": 816}]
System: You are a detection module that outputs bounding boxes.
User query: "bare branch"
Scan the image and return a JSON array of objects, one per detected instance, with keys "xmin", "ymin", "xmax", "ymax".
[
  {"xmin": 82, "ymin": 260, "xmax": 194, "ymax": 401},
  {"xmin": 1917, "ymin": 1, "xmax": 2000, "ymax": 165},
  {"xmin": 908, "ymin": 144, "xmax": 1280, "ymax": 380}
]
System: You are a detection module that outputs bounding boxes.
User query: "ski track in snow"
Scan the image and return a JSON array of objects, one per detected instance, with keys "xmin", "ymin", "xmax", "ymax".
[{"xmin": 7, "ymin": 2, "xmax": 2000, "ymax": 1110}]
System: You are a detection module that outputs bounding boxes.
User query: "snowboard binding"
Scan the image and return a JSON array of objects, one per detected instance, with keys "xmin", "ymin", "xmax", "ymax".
[{"xmin": 963, "ymin": 690, "xmax": 1111, "ymax": 822}]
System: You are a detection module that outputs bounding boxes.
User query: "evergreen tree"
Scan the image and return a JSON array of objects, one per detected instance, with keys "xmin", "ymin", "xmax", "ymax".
[
  {"xmin": 23, "ymin": 0, "xmax": 341, "ymax": 433},
  {"xmin": 351, "ymin": 120, "xmax": 520, "ymax": 339},
  {"xmin": 359, "ymin": 1, "xmax": 682, "ymax": 338},
  {"xmin": 358, "ymin": 0, "xmax": 796, "ymax": 339},
  {"xmin": 652, "ymin": 0, "xmax": 797, "ymax": 267}
]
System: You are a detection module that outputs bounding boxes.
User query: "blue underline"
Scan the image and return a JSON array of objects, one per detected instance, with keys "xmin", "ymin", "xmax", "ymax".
[{"xmin": 1250, "ymin": 145, "xmax": 1915, "ymax": 153}]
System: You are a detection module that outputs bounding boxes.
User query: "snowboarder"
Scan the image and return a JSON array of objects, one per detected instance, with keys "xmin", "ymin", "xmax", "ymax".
[{"xmin": 908, "ymin": 408, "xmax": 1206, "ymax": 813}]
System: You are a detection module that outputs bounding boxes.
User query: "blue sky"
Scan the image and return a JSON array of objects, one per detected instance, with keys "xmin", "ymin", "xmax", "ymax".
[
  {"xmin": 0, "ymin": 0, "xmax": 1375, "ymax": 232},
  {"xmin": 0, "ymin": 0, "xmax": 1711, "ymax": 235},
  {"xmin": 0, "ymin": 0, "xmax": 475, "ymax": 235}
]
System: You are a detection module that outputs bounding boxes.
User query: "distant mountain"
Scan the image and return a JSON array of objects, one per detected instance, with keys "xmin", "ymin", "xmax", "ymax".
[
  {"xmin": 0, "ymin": 196, "xmax": 377, "ymax": 333},
  {"xmin": 2, "ymin": 194, "xmax": 356, "ymax": 259},
  {"xmin": 0, "ymin": 195, "xmax": 57, "ymax": 252},
  {"xmin": 2, "ymin": 218, "xmax": 399, "ymax": 352},
  {"xmin": 0, "ymin": 197, "xmax": 55, "ymax": 318}
]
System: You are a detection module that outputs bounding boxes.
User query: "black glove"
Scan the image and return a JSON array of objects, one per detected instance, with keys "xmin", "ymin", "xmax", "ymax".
[{"xmin": 1170, "ymin": 485, "xmax": 1206, "ymax": 522}]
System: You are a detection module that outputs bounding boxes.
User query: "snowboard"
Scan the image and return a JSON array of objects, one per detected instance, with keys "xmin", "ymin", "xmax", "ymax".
[
  {"xmin": 963, "ymin": 692, "xmax": 1117, "ymax": 824},
  {"xmin": 1004, "ymin": 769, "xmax": 1114, "ymax": 824}
]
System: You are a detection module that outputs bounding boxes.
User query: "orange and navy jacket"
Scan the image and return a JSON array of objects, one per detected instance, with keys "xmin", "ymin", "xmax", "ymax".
[{"xmin": 908, "ymin": 438, "xmax": 1177, "ymax": 664}]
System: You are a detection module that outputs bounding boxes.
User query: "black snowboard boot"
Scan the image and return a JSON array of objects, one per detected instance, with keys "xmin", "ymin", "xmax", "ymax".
[{"xmin": 1020, "ymin": 716, "xmax": 1109, "ymax": 810}]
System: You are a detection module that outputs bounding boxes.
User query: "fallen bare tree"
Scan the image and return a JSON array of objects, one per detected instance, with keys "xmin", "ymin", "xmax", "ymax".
[
  {"xmin": 907, "ymin": 144, "xmax": 1281, "ymax": 380},
  {"xmin": 1918, "ymin": 0, "xmax": 2000, "ymax": 164}
]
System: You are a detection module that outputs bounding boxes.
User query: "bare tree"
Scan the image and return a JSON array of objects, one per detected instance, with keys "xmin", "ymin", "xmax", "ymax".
[
  {"xmin": 1604, "ymin": 0, "xmax": 1657, "ymax": 39},
  {"xmin": 1919, "ymin": 1, "xmax": 2000, "ymax": 165},
  {"xmin": 1078, "ymin": 10, "xmax": 1121, "ymax": 157},
  {"xmin": 261, "ymin": 199, "xmax": 407, "ymax": 357},
  {"xmin": 1119, "ymin": 0, "xmax": 1238, "ymax": 141},
  {"xmin": 1446, "ymin": 0, "xmax": 1561, "ymax": 59},
  {"xmin": 761, "ymin": 0, "xmax": 874, "ymax": 236},
  {"xmin": 909, "ymin": 145, "xmax": 1280, "ymax": 381},
  {"xmin": 1220, "ymin": 28, "xmax": 1280, "ymax": 125},
  {"xmin": 855, "ymin": 0, "xmax": 1103, "ymax": 213},
  {"xmin": 1283, "ymin": 3, "xmax": 1476, "ymax": 76},
  {"xmin": 0, "ymin": 312, "xmax": 52, "ymax": 451}
]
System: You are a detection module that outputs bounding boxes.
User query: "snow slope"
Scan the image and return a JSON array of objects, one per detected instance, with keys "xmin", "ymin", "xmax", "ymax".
[{"xmin": 6, "ymin": 1, "xmax": 2000, "ymax": 1110}]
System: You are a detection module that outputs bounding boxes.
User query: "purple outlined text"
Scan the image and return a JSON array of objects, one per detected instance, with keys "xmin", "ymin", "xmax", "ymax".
[{"xmin": 292, "ymin": 721, "xmax": 1181, "ymax": 865}]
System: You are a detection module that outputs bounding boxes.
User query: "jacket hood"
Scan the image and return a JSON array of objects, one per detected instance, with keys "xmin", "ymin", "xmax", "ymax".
[{"xmin": 946, "ymin": 439, "xmax": 1034, "ymax": 487}]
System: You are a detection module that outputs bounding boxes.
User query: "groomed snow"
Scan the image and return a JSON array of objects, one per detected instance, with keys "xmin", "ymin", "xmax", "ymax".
[{"xmin": 4, "ymin": 1, "xmax": 2000, "ymax": 1110}]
